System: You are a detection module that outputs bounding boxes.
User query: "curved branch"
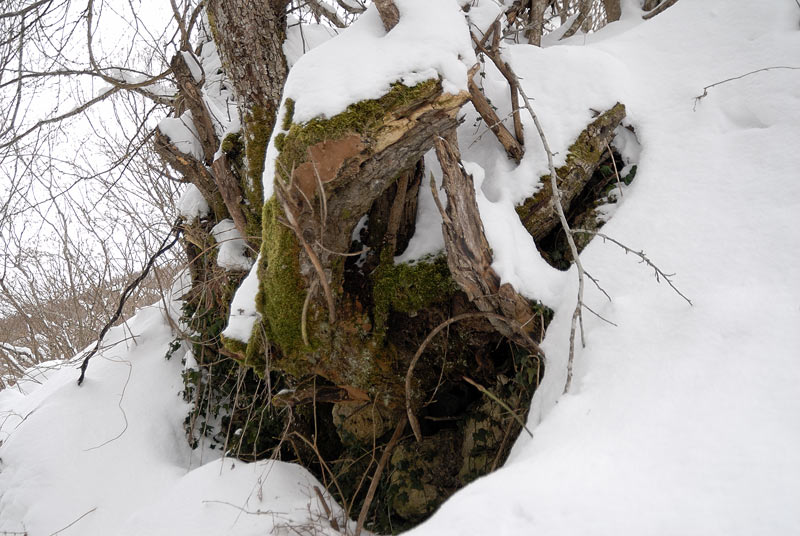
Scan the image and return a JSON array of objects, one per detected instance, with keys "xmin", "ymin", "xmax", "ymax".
[
  {"xmin": 77, "ymin": 220, "xmax": 183, "ymax": 385},
  {"xmin": 405, "ymin": 312, "xmax": 542, "ymax": 442}
]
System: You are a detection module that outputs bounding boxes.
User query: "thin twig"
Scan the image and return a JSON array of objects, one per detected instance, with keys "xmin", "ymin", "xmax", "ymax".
[
  {"xmin": 314, "ymin": 241, "xmax": 369, "ymax": 257},
  {"xmin": 572, "ymin": 229, "xmax": 693, "ymax": 305},
  {"xmin": 291, "ymin": 431, "xmax": 347, "ymax": 510},
  {"xmin": 462, "ymin": 376, "xmax": 532, "ymax": 437},
  {"xmin": 693, "ymin": 66, "xmax": 800, "ymax": 110},
  {"xmin": 582, "ymin": 303, "xmax": 618, "ymax": 327},
  {"xmin": 84, "ymin": 359, "xmax": 132, "ymax": 450},
  {"xmin": 584, "ymin": 270, "xmax": 612, "ymax": 301},
  {"xmin": 516, "ymin": 81, "xmax": 586, "ymax": 394},
  {"xmin": 202, "ymin": 500, "xmax": 278, "ymax": 515},
  {"xmin": 354, "ymin": 416, "xmax": 407, "ymax": 536},
  {"xmin": 47, "ymin": 507, "xmax": 97, "ymax": 535},
  {"xmin": 313, "ymin": 486, "xmax": 340, "ymax": 532},
  {"xmin": 604, "ymin": 140, "xmax": 623, "ymax": 197}
]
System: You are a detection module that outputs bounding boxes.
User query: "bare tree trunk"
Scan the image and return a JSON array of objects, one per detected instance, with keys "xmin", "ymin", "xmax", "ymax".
[
  {"xmin": 580, "ymin": 0, "xmax": 593, "ymax": 32},
  {"xmin": 527, "ymin": 0, "xmax": 548, "ymax": 46},
  {"xmin": 373, "ymin": 0, "xmax": 400, "ymax": 31},
  {"xmin": 206, "ymin": 0, "xmax": 288, "ymax": 113},
  {"xmin": 603, "ymin": 0, "xmax": 622, "ymax": 22},
  {"xmin": 207, "ymin": 0, "xmax": 290, "ymax": 238}
]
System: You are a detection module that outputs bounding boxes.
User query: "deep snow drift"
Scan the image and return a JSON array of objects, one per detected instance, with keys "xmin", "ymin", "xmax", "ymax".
[{"xmin": 2, "ymin": 0, "xmax": 800, "ymax": 534}]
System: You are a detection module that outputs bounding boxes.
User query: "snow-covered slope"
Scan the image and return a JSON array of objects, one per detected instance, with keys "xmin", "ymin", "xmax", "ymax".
[
  {"xmin": 0, "ymin": 306, "xmax": 348, "ymax": 535},
  {"xmin": 409, "ymin": 1, "xmax": 800, "ymax": 534},
  {"xmin": 2, "ymin": 0, "xmax": 799, "ymax": 534}
]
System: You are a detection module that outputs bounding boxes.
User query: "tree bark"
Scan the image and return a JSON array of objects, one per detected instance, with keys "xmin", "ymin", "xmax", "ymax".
[
  {"xmin": 603, "ymin": 0, "xmax": 622, "ymax": 23},
  {"xmin": 643, "ymin": 0, "xmax": 679, "ymax": 20},
  {"xmin": 434, "ymin": 133, "xmax": 541, "ymax": 346},
  {"xmin": 527, "ymin": 0, "xmax": 548, "ymax": 46},
  {"xmin": 206, "ymin": 0, "xmax": 288, "ymax": 113},
  {"xmin": 374, "ymin": 0, "xmax": 400, "ymax": 32}
]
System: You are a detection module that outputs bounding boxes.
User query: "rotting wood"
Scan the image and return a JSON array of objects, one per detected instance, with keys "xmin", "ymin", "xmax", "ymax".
[
  {"xmin": 433, "ymin": 133, "xmax": 540, "ymax": 345},
  {"xmin": 278, "ymin": 83, "xmax": 469, "ymax": 314},
  {"xmin": 516, "ymin": 103, "xmax": 626, "ymax": 243}
]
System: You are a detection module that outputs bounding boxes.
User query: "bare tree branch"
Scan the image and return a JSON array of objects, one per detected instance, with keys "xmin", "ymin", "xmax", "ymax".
[{"xmin": 77, "ymin": 220, "xmax": 183, "ymax": 385}]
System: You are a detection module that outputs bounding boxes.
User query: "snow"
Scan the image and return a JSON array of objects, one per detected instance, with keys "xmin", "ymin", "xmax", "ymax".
[
  {"xmin": 4, "ymin": 1, "xmax": 800, "ymax": 534},
  {"xmin": 222, "ymin": 259, "xmax": 261, "ymax": 343},
  {"xmin": 283, "ymin": 18, "xmax": 339, "ymax": 68},
  {"xmin": 197, "ymin": 40, "xmax": 241, "ymax": 142},
  {"xmin": 0, "ymin": 306, "xmax": 349, "ymax": 535},
  {"xmin": 404, "ymin": 1, "xmax": 800, "ymax": 534},
  {"xmin": 280, "ymin": 0, "xmax": 475, "ymax": 124},
  {"xmin": 177, "ymin": 183, "xmax": 210, "ymax": 223},
  {"xmin": 210, "ymin": 219, "xmax": 253, "ymax": 271},
  {"xmin": 158, "ymin": 110, "xmax": 204, "ymax": 161}
]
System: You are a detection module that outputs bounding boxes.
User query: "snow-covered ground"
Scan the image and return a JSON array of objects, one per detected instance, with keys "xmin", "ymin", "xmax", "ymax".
[{"xmin": 2, "ymin": 0, "xmax": 799, "ymax": 534}]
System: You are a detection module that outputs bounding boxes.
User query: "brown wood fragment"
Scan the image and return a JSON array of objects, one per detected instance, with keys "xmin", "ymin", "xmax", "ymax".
[{"xmin": 643, "ymin": 0, "xmax": 679, "ymax": 20}]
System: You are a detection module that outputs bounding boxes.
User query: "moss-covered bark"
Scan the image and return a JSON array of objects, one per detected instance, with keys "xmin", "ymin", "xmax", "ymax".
[{"xmin": 516, "ymin": 102, "xmax": 626, "ymax": 243}]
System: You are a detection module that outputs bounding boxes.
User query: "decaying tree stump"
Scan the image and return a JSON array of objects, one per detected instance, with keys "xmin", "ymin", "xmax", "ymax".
[{"xmin": 157, "ymin": 2, "xmax": 634, "ymax": 529}]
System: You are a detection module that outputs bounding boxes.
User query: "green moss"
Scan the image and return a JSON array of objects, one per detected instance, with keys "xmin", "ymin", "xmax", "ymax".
[
  {"xmin": 254, "ymin": 196, "xmax": 308, "ymax": 365},
  {"xmin": 221, "ymin": 334, "xmax": 247, "ymax": 357},
  {"xmin": 372, "ymin": 253, "xmax": 457, "ymax": 334},
  {"xmin": 240, "ymin": 105, "xmax": 276, "ymax": 239},
  {"xmin": 221, "ymin": 132, "xmax": 243, "ymax": 159},
  {"xmin": 275, "ymin": 79, "xmax": 441, "ymax": 183},
  {"xmin": 274, "ymin": 132, "xmax": 286, "ymax": 153},
  {"xmin": 281, "ymin": 98, "xmax": 295, "ymax": 131}
]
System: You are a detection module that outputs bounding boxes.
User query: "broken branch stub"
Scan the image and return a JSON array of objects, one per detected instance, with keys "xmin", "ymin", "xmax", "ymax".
[
  {"xmin": 467, "ymin": 64, "xmax": 524, "ymax": 163},
  {"xmin": 433, "ymin": 133, "xmax": 541, "ymax": 349}
]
